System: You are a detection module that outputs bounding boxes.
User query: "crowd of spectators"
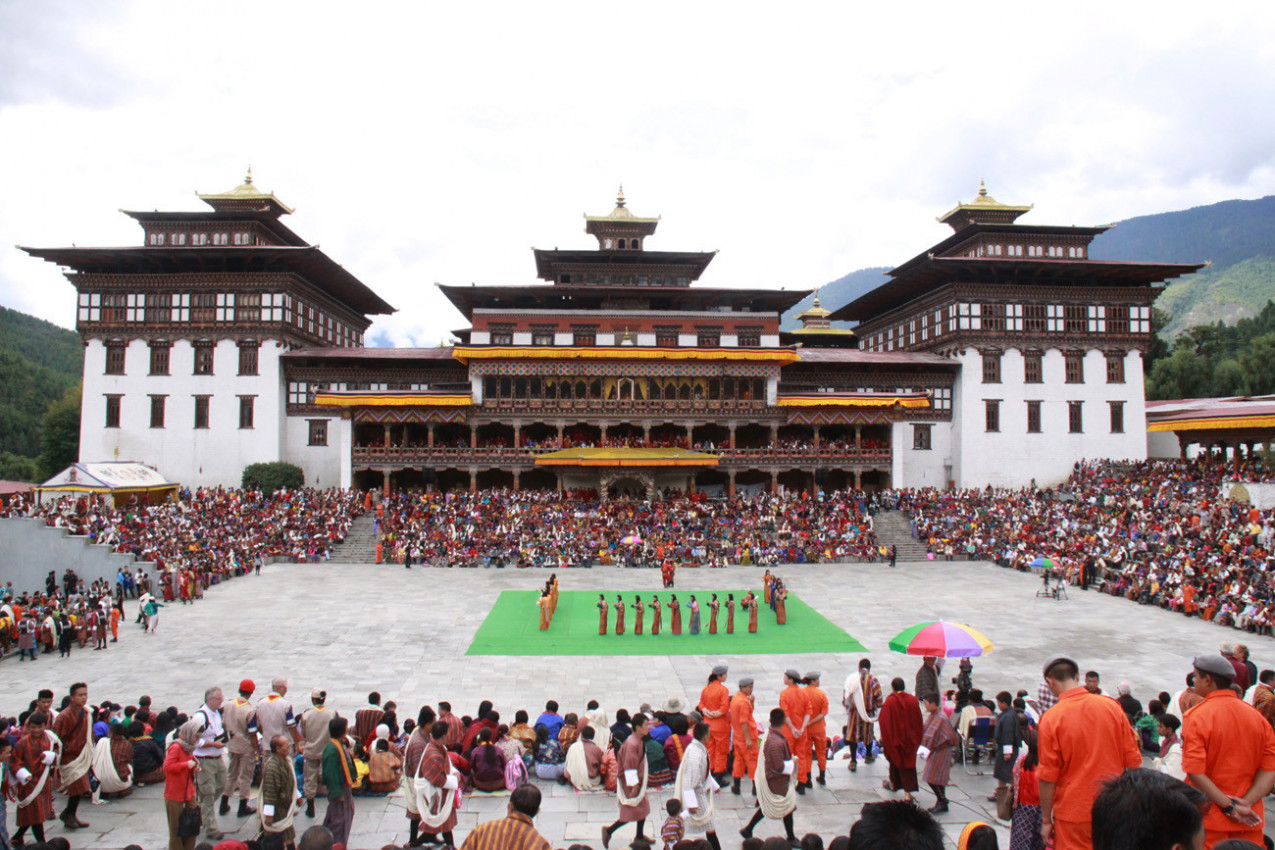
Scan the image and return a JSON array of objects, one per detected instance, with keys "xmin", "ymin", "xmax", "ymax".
[
  {"xmin": 893, "ymin": 457, "xmax": 1275, "ymax": 633},
  {"xmin": 374, "ymin": 489, "xmax": 879, "ymax": 569}
]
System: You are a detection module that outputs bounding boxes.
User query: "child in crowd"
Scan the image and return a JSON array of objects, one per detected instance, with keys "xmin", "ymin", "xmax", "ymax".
[{"xmin": 660, "ymin": 797, "xmax": 684, "ymax": 850}]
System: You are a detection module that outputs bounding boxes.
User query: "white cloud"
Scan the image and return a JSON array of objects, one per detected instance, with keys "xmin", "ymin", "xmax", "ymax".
[{"xmin": 2, "ymin": 0, "xmax": 1273, "ymax": 343}]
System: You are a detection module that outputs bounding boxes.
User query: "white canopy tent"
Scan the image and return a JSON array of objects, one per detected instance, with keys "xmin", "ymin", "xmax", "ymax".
[{"xmin": 36, "ymin": 462, "xmax": 178, "ymax": 507}]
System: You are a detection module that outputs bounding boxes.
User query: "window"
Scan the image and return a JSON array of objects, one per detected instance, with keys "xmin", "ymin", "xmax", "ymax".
[
  {"xmin": 171, "ymin": 233, "xmax": 187, "ymax": 246},
  {"xmin": 149, "ymin": 395, "xmax": 166, "ymax": 428},
  {"xmin": 697, "ymin": 330, "xmax": 721, "ymax": 347},
  {"xmin": 145, "ymin": 293, "xmax": 172, "ymax": 324},
  {"xmin": 931, "ymin": 387, "xmax": 952, "ymax": 411},
  {"xmin": 981, "ymin": 303, "xmax": 1006, "ymax": 332},
  {"xmin": 148, "ymin": 232, "xmax": 166, "ymax": 246},
  {"xmin": 238, "ymin": 396, "xmax": 255, "ymax": 429},
  {"xmin": 1024, "ymin": 304, "xmax": 1047, "ymax": 333},
  {"xmin": 191, "ymin": 293, "xmax": 216, "ymax": 324},
  {"xmin": 233, "ymin": 232, "xmax": 252, "ymax": 245},
  {"xmin": 1026, "ymin": 400, "xmax": 1042, "ymax": 434},
  {"xmin": 191, "ymin": 232, "xmax": 208, "ymax": 246},
  {"xmin": 102, "ymin": 293, "xmax": 127, "ymax": 323},
  {"xmin": 491, "ymin": 331, "xmax": 514, "ymax": 345},
  {"xmin": 985, "ymin": 400, "xmax": 1001, "ymax": 432},
  {"xmin": 104, "ymin": 395, "xmax": 121, "ymax": 428},
  {"xmin": 982, "ymin": 351, "xmax": 1002, "ymax": 383},
  {"xmin": 105, "ymin": 343, "xmax": 126, "ymax": 375},
  {"xmin": 1068, "ymin": 401, "xmax": 1083, "ymax": 433},
  {"xmin": 235, "ymin": 293, "xmax": 261, "ymax": 322},
  {"xmin": 287, "ymin": 381, "xmax": 310, "ymax": 405},
  {"xmin": 193, "ymin": 342, "xmax": 215, "ymax": 375},
  {"xmin": 308, "ymin": 420, "xmax": 328, "ymax": 446},
  {"xmin": 1065, "ymin": 352, "xmax": 1084, "ymax": 383},
  {"xmin": 148, "ymin": 342, "xmax": 170, "ymax": 375},
  {"xmin": 572, "ymin": 331, "xmax": 595, "ymax": 346},
  {"xmin": 238, "ymin": 342, "xmax": 259, "ymax": 376},
  {"xmin": 1109, "ymin": 400, "xmax": 1125, "ymax": 433},
  {"xmin": 737, "ymin": 328, "xmax": 762, "ymax": 347},
  {"xmin": 193, "ymin": 395, "xmax": 210, "ymax": 429},
  {"xmin": 532, "ymin": 331, "xmax": 555, "ymax": 346},
  {"xmin": 212, "ymin": 232, "xmax": 229, "ymax": 246},
  {"xmin": 656, "ymin": 329, "xmax": 679, "ymax": 347},
  {"xmin": 1106, "ymin": 352, "xmax": 1125, "ymax": 384},
  {"xmin": 1024, "ymin": 351, "xmax": 1043, "ymax": 383},
  {"xmin": 1064, "ymin": 305, "xmax": 1087, "ymax": 333},
  {"xmin": 913, "ymin": 424, "xmax": 932, "ymax": 450}
]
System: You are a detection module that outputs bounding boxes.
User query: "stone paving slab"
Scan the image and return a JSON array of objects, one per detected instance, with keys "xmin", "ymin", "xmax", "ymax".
[{"xmin": 4, "ymin": 557, "xmax": 1275, "ymax": 848}]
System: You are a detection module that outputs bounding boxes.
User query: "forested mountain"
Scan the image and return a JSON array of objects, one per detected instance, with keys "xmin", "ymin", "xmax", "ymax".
[
  {"xmin": 784, "ymin": 195, "xmax": 1275, "ymax": 341},
  {"xmin": 0, "ymin": 306, "xmax": 80, "ymax": 465}
]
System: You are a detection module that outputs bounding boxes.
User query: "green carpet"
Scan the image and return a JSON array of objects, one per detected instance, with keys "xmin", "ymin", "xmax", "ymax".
[{"xmin": 466, "ymin": 590, "xmax": 867, "ymax": 656}]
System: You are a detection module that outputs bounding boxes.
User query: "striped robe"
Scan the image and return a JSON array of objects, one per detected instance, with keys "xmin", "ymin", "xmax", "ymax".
[{"xmin": 920, "ymin": 709, "xmax": 960, "ymax": 786}]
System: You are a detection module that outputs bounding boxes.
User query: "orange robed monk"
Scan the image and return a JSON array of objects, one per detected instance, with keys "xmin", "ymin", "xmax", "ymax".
[{"xmin": 699, "ymin": 664, "xmax": 732, "ymax": 775}]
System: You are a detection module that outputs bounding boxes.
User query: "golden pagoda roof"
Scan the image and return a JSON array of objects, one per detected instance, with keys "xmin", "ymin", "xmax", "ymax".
[
  {"xmin": 795, "ymin": 293, "xmax": 832, "ymax": 321},
  {"xmin": 584, "ymin": 186, "xmax": 661, "ymax": 224},
  {"xmin": 937, "ymin": 180, "xmax": 1032, "ymax": 224},
  {"xmin": 198, "ymin": 168, "xmax": 295, "ymax": 214}
]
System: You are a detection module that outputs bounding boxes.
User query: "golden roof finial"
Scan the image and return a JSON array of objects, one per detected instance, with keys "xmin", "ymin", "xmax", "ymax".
[
  {"xmin": 812, "ymin": 288, "xmax": 822, "ymax": 309},
  {"xmin": 245, "ymin": 166, "xmax": 254, "ymax": 186},
  {"xmin": 616, "ymin": 184, "xmax": 626, "ymax": 208},
  {"xmin": 978, "ymin": 179, "xmax": 987, "ymax": 197}
]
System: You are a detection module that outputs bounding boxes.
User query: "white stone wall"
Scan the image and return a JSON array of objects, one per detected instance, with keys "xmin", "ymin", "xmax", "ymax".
[
  {"xmin": 954, "ymin": 347, "xmax": 1147, "ymax": 488},
  {"xmin": 896, "ymin": 419, "xmax": 954, "ymax": 489},
  {"xmin": 80, "ymin": 338, "xmax": 286, "ymax": 488},
  {"xmin": 283, "ymin": 414, "xmax": 344, "ymax": 489}
]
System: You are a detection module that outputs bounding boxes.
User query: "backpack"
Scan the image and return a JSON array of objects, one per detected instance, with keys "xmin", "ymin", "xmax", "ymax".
[{"xmin": 504, "ymin": 754, "xmax": 528, "ymax": 790}]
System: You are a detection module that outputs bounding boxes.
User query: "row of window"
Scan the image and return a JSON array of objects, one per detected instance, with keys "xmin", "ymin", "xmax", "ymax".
[
  {"xmin": 865, "ymin": 303, "xmax": 1151, "ymax": 352},
  {"xmin": 972, "ymin": 244, "xmax": 1085, "ymax": 259},
  {"xmin": 982, "ymin": 351, "xmax": 1125, "ymax": 384},
  {"xmin": 484, "ymin": 329, "xmax": 765, "ymax": 347},
  {"xmin": 147, "ymin": 232, "xmax": 254, "ymax": 246},
  {"xmin": 557, "ymin": 274, "xmax": 690, "ymax": 286},
  {"xmin": 103, "ymin": 395, "xmax": 330, "ymax": 445},
  {"xmin": 78, "ymin": 292, "xmax": 361, "ymax": 348},
  {"xmin": 106, "ymin": 341, "xmax": 259, "ymax": 377},
  {"xmin": 981, "ymin": 399, "xmax": 1125, "ymax": 435}
]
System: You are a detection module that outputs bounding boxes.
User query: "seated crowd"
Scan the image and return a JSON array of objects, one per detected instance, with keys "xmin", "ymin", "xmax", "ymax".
[
  {"xmin": 373, "ymin": 489, "xmax": 878, "ymax": 569},
  {"xmin": 892, "ymin": 456, "xmax": 1275, "ymax": 631}
]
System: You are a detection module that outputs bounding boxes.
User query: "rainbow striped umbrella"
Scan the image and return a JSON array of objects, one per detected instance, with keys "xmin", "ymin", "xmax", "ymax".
[{"xmin": 888, "ymin": 621, "xmax": 994, "ymax": 657}]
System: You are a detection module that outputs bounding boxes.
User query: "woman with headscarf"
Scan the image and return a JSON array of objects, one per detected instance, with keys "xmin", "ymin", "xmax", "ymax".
[{"xmin": 163, "ymin": 718, "xmax": 202, "ymax": 850}]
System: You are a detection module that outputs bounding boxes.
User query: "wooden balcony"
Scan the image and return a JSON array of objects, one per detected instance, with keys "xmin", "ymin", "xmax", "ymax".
[
  {"xmin": 478, "ymin": 398, "xmax": 773, "ymax": 416},
  {"xmin": 351, "ymin": 444, "xmax": 893, "ymax": 467}
]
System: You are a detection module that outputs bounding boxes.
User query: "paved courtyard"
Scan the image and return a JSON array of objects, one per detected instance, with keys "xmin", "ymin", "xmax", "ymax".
[{"xmin": 3, "ymin": 556, "xmax": 1273, "ymax": 848}]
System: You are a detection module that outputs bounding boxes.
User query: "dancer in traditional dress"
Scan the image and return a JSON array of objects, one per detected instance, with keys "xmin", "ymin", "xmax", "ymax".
[
  {"xmin": 597, "ymin": 594, "xmax": 608, "ymax": 635},
  {"xmin": 708, "ymin": 594, "xmax": 720, "ymax": 634},
  {"xmin": 725, "ymin": 594, "xmax": 736, "ymax": 634},
  {"xmin": 650, "ymin": 595, "xmax": 662, "ymax": 635},
  {"xmin": 632, "ymin": 596, "xmax": 645, "ymax": 636},
  {"xmin": 668, "ymin": 595, "xmax": 683, "ymax": 635},
  {"xmin": 687, "ymin": 596, "xmax": 701, "ymax": 635},
  {"xmin": 614, "ymin": 594, "xmax": 626, "ymax": 635}
]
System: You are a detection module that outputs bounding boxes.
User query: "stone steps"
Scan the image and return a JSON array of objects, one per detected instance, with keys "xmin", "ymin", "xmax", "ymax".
[
  {"xmin": 870, "ymin": 510, "xmax": 929, "ymax": 560},
  {"xmin": 332, "ymin": 513, "xmax": 380, "ymax": 563}
]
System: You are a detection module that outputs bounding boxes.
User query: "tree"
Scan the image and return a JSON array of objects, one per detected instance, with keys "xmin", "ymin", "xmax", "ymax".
[
  {"xmin": 38, "ymin": 383, "xmax": 81, "ymax": 479},
  {"xmin": 1238, "ymin": 333, "xmax": 1275, "ymax": 395},
  {"xmin": 0, "ymin": 451, "xmax": 39, "ymax": 482},
  {"xmin": 1144, "ymin": 306, "xmax": 1173, "ymax": 375},
  {"xmin": 242, "ymin": 461, "xmax": 304, "ymax": 495}
]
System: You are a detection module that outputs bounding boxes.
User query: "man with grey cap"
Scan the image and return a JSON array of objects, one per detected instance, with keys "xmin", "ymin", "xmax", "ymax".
[
  {"xmin": 730, "ymin": 676, "xmax": 761, "ymax": 796},
  {"xmin": 698, "ymin": 664, "xmax": 731, "ymax": 782},
  {"xmin": 1181, "ymin": 652, "xmax": 1275, "ymax": 848},
  {"xmin": 1036, "ymin": 653, "xmax": 1141, "ymax": 850}
]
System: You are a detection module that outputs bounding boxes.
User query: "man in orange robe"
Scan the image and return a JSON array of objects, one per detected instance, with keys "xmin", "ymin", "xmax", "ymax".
[
  {"xmin": 779, "ymin": 670, "xmax": 811, "ymax": 792},
  {"xmin": 698, "ymin": 665, "xmax": 731, "ymax": 779}
]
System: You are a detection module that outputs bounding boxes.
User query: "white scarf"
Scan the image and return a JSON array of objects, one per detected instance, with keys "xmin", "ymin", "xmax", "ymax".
[
  {"xmin": 415, "ymin": 744, "xmax": 457, "ymax": 829},
  {"xmin": 90, "ymin": 738, "xmax": 130, "ymax": 797},
  {"xmin": 616, "ymin": 738, "xmax": 648, "ymax": 810},
  {"xmin": 843, "ymin": 671, "xmax": 880, "ymax": 725},
  {"xmin": 673, "ymin": 739, "xmax": 715, "ymax": 833},
  {"xmin": 17, "ymin": 731, "xmax": 62, "ymax": 808},
  {"xmin": 259, "ymin": 756, "xmax": 299, "ymax": 834},
  {"xmin": 565, "ymin": 740, "xmax": 602, "ymax": 791},
  {"xmin": 58, "ymin": 710, "xmax": 93, "ymax": 792},
  {"xmin": 585, "ymin": 708, "xmax": 611, "ymax": 751},
  {"xmin": 754, "ymin": 729, "xmax": 796, "ymax": 819}
]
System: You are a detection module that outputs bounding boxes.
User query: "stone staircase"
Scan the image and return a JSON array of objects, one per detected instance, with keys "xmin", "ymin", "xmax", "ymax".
[
  {"xmin": 334, "ymin": 512, "xmax": 380, "ymax": 563},
  {"xmin": 871, "ymin": 509, "xmax": 930, "ymax": 562}
]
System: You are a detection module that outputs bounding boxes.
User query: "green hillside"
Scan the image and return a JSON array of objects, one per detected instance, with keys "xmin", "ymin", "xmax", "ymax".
[{"xmin": 0, "ymin": 306, "xmax": 81, "ymax": 461}]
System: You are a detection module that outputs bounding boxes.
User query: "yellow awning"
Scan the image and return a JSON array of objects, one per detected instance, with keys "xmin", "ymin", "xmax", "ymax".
[
  {"xmin": 452, "ymin": 345, "xmax": 800, "ymax": 365},
  {"xmin": 778, "ymin": 393, "xmax": 931, "ymax": 409},
  {"xmin": 313, "ymin": 392, "xmax": 472, "ymax": 408},
  {"xmin": 534, "ymin": 447, "xmax": 721, "ymax": 467},
  {"xmin": 1147, "ymin": 415, "xmax": 1275, "ymax": 433}
]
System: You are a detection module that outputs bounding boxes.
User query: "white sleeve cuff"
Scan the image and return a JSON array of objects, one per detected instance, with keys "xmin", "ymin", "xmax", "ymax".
[
  {"xmin": 16, "ymin": 768, "xmax": 32, "ymax": 783},
  {"xmin": 1003, "ymin": 745, "xmax": 1014, "ymax": 754},
  {"xmin": 261, "ymin": 804, "xmax": 276, "ymax": 816},
  {"xmin": 443, "ymin": 775, "xmax": 459, "ymax": 790},
  {"xmin": 781, "ymin": 759, "xmax": 794, "ymax": 775},
  {"xmin": 624, "ymin": 768, "xmax": 639, "ymax": 785}
]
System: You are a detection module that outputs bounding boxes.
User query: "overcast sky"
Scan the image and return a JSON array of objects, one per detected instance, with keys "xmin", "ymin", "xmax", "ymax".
[{"xmin": 2, "ymin": 1, "xmax": 1273, "ymax": 346}]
